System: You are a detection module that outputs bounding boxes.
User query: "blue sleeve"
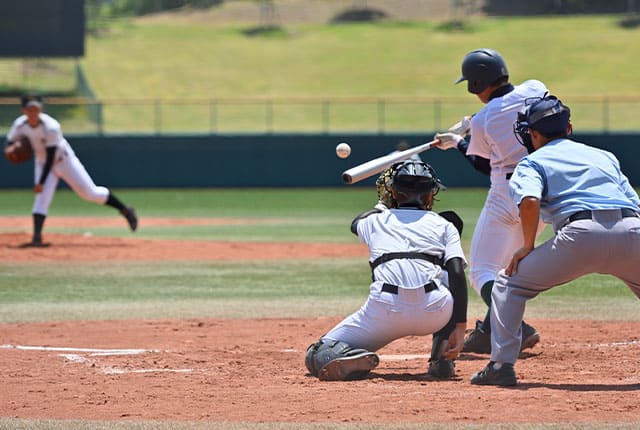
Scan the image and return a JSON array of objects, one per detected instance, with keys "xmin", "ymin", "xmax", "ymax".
[{"xmin": 509, "ymin": 158, "xmax": 546, "ymax": 206}]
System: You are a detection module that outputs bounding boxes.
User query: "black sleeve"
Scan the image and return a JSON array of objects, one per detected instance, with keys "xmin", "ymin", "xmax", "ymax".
[
  {"xmin": 350, "ymin": 207, "xmax": 383, "ymax": 235},
  {"xmin": 457, "ymin": 139, "xmax": 491, "ymax": 176},
  {"xmin": 38, "ymin": 147, "xmax": 56, "ymax": 185},
  {"xmin": 444, "ymin": 257, "xmax": 468, "ymax": 324}
]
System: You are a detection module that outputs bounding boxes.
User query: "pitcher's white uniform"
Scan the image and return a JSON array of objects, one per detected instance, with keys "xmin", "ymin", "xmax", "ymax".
[
  {"xmin": 321, "ymin": 208, "xmax": 466, "ymax": 352},
  {"xmin": 7, "ymin": 113, "xmax": 110, "ymax": 215},
  {"xmin": 466, "ymin": 79, "xmax": 548, "ymax": 294}
]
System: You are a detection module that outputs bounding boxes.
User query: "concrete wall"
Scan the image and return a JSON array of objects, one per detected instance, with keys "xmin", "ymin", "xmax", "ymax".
[{"xmin": 1, "ymin": 133, "xmax": 638, "ymax": 188}]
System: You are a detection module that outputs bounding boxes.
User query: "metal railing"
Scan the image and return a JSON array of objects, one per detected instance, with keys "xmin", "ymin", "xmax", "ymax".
[{"xmin": 1, "ymin": 96, "xmax": 639, "ymax": 135}]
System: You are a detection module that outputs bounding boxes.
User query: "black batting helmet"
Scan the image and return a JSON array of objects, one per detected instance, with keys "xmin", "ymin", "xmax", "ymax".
[
  {"xmin": 391, "ymin": 160, "xmax": 444, "ymax": 208},
  {"xmin": 514, "ymin": 95, "xmax": 571, "ymax": 152},
  {"xmin": 455, "ymin": 48, "xmax": 509, "ymax": 94}
]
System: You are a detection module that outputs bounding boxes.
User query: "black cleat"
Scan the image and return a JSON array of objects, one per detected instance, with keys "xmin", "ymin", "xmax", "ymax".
[
  {"xmin": 521, "ymin": 321, "xmax": 541, "ymax": 351},
  {"xmin": 462, "ymin": 320, "xmax": 491, "ymax": 354},
  {"xmin": 470, "ymin": 362, "xmax": 517, "ymax": 386},
  {"xmin": 463, "ymin": 320, "xmax": 541, "ymax": 354},
  {"xmin": 121, "ymin": 206, "xmax": 138, "ymax": 231},
  {"xmin": 19, "ymin": 236, "xmax": 50, "ymax": 248}
]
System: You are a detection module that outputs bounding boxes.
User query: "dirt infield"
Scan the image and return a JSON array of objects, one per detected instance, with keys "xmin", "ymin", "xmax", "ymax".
[
  {"xmin": 2, "ymin": 319, "xmax": 640, "ymax": 423},
  {"xmin": 1, "ymin": 219, "xmax": 639, "ymax": 424}
]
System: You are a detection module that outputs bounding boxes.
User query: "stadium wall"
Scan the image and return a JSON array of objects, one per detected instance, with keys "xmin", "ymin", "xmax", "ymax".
[{"xmin": 1, "ymin": 133, "xmax": 639, "ymax": 188}]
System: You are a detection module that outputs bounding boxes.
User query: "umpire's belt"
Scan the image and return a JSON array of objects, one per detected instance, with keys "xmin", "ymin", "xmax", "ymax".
[
  {"xmin": 567, "ymin": 208, "xmax": 639, "ymax": 224},
  {"xmin": 381, "ymin": 282, "xmax": 438, "ymax": 295}
]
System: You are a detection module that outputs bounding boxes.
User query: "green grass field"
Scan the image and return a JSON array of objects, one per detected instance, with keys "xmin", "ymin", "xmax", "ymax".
[{"xmin": 0, "ymin": 188, "xmax": 637, "ymax": 325}]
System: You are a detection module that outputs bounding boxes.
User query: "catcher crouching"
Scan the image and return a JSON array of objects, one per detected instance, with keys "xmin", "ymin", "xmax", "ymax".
[{"xmin": 305, "ymin": 160, "xmax": 468, "ymax": 381}]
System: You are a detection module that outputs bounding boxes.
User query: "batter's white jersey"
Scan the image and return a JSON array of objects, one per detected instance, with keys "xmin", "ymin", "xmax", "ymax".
[
  {"xmin": 322, "ymin": 209, "xmax": 466, "ymax": 352},
  {"xmin": 465, "ymin": 80, "xmax": 548, "ymax": 293},
  {"xmin": 6, "ymin": 112, "xmax": 109, "ymax": 215}
]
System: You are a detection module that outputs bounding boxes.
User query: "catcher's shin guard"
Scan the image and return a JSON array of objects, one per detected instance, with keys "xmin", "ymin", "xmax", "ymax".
[
  {"xmin": 428, "ymin": 320, "xmax": 456, "ymax": 378},
  {"xmin": 305, "ymin": 339, "xmax": 379, "ymax": 381}
]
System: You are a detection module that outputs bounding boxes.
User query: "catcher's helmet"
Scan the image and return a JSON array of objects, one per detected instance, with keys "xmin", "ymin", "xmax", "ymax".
[
  {"xmin": 455, "ymin": 48, "xmax": 509, "ymax": 94},
  {"xmin": 514, "ymin": 95, "xmax": 571, "ymax": 152},
  {"xmin": 391, "ymin": 160, "xmax": 444, "ymax": 208}
]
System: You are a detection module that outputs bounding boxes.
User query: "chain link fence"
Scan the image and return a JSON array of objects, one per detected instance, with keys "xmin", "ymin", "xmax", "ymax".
[{"xmin": 1, "ymin": 95, "xmax": 639, "ymax": 135}]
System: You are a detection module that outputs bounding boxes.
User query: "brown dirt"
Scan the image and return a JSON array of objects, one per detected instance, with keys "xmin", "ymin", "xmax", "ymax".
[
  {"xmin": 0, "ymin": 216, "xmax": 368, "ymax": 262},
  {"xmin": 2, "ymin": 319, "xmax": 640, "ymax": 423},
  {"xmin": 1, "ymin": 217, "xmax": 639, "ymax": 424}
]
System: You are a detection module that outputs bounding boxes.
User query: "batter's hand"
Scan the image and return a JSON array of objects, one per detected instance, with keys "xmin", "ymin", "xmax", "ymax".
[
  {"xmin": 433, "ymin": 132, "xmax": 464, "ymax": 150},
  {"xmin": 448, "ymin": 116, "xmax": 472, "ymax": 137},
  {"xmin": 443, "ymin": 323, "xmax": 466, "ymax": 360},
  {"xmin": 506, "ymin": 245, "xmax": 534, "ymax": 276},
  {"xmin": 33, "ymin": 184, "xmax": 43, "ymax": 193}
]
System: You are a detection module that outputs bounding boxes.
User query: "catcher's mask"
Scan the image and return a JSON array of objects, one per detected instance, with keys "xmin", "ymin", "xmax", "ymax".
[
  {"xmin": 514, "ymin": 95, "xmax": 571, "ymax": 153},
  {"xmin": 391, "ymin": 160, "xmax": 444, "ymax": 209}
]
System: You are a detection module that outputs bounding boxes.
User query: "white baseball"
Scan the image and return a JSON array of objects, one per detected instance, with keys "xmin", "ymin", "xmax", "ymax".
[{"xmin": 336, "ymin": 142, "xmax": 351, "ymax": 159}]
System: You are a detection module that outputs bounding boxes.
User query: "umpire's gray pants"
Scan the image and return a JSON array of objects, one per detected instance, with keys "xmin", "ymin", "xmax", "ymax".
[{"xmin": 490, "ymin": 210, "xmax": 640, "ymax": 365}]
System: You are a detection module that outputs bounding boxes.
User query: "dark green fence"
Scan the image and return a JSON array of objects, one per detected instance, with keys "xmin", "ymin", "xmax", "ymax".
[{"xmin": 1, "ymin": 133, "xmax": 639, "ymax": 188}]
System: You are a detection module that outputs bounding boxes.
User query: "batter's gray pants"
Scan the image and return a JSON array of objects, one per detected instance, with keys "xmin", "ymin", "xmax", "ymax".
[{"xmin": 489, "ymin": 210, "xmax": 640, "ymax": 365}]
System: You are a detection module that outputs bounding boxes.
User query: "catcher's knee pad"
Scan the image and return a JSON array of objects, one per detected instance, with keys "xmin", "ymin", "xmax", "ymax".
[{"xmin": 305, "ymin": 339, "xmax": 379, "ymax": 381}]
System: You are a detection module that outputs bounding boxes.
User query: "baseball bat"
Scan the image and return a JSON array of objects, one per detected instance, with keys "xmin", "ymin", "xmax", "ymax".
[{"xmin": 342, "ymin": 140, "xmax": 437, "ymax": 184}]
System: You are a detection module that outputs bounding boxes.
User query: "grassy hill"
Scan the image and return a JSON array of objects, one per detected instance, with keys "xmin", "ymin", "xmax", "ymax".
[
  {"xmin": 2, "ymin": 12, "xmax": 639, "ymax": 132},
  {"xmin": 79, "ymin": 14, "xmax": 640, "ymax": 98}
]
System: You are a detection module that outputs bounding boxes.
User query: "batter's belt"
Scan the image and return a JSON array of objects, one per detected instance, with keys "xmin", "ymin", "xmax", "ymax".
[{"xmin": 567, "ymin": 208, "xmax": 639, "ymax": 224}]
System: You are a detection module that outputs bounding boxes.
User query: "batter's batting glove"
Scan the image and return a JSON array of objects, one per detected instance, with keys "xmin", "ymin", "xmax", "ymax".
[
  {"xmin": 448, "ymin": 116, "xmax": 472, "ymax": 137},
  {"xmin": 433, "ymin": 132, "xmax": 464, "ymax": 150}
]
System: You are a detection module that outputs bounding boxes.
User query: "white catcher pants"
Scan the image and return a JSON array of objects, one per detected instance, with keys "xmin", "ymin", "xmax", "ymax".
[
  {"xmin": 321, "ymin": 281, "xmax": 453, "ymax": 352},
  {"xmin": 33, "ymin": 153, "xmax": 110, "ymax": 215}
]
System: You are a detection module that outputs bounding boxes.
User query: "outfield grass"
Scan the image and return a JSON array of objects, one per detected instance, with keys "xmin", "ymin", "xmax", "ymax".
[{"xmin": 0, "ymin": 188, "xmax": 637, "ymax": 324}]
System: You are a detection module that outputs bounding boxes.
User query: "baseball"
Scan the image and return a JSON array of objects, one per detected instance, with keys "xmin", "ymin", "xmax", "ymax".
[{"xmin": 336, "ymin": 142, "xmax": 351, "ymax": 159}]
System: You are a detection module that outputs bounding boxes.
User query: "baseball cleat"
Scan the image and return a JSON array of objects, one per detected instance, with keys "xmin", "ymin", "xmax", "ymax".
[
  {"xmin": 462, "ymin": 320, "xmax": 491, "ymax": 354},
  {"xmin": 428, "ymin": 358, "xmax": 455, "ymax": 379},
  {"xmin": 470, "ymin": 362, "xmax": 517, "ymax": 386},
  {"xmin": 318, "ymin": 352, "xmax": 379, "ymax": 381},
  {"xmin": 521, "ymin": 322, "xmax": 540, "ymax": 351},
  {"xmin": 19, "ymin": 240, "xmax": 51, "ymax": 248},
  {"xmin": 463, "ymin": 320, "xmax": 541, "ymax": 354},
  {"xmin": 121, "ymin": 206, "xmax": 138, "ymax": 231}
]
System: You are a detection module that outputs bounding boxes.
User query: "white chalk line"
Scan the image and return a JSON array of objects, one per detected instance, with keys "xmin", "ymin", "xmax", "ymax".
[
  {"xmin": 1, "ymin": 344, "xmax": 155, "ymax": 354},
  {"xmin": 4, "ymin": 344, "xmax": 193, "ymax": 375}
]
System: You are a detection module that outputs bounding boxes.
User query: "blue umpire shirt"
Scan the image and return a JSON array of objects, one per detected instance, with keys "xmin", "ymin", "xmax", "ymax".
[{"xmin": 509, "ymin": 138, "xmax": 640, "ymax": 231}]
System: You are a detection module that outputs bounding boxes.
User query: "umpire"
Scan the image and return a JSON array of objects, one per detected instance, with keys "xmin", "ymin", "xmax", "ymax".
[{"xmin": 470, "ymin": 95, "xmax": 640, "ymax": 386}]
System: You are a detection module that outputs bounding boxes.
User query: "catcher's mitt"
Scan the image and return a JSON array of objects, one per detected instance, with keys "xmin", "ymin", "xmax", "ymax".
[
  {"xmin": 375, "ymin": 164, "xmax": 396, "ymax": 209},
  {"xmin": 4, "ymin": 136, "xmax": 33, "ymax": 164}
]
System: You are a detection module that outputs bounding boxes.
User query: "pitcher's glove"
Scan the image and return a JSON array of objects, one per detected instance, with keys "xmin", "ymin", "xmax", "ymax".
[
  {"xmin": 4, "ymin": 136, "xmax": 33, "ymax": 164},
  {"xmin": 376, "ymin": 165, "xmax": 396, "ymax": 209}
]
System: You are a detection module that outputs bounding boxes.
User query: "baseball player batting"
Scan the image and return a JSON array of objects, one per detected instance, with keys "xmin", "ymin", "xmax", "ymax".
[
  {"xmin": 471, "ymin": 95, "xmax": 640, "ymax": 386},
  {"xmin": 5, "ymin": 95, "xmax": 138, "ymax": 247},
  {"xmin": 432, "ymin": 48, "xmax": 547, "ymax": 354}
]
